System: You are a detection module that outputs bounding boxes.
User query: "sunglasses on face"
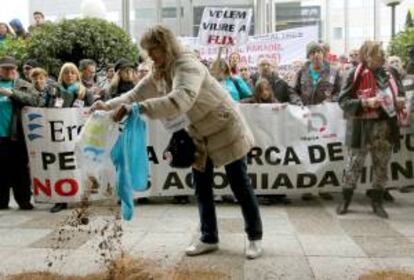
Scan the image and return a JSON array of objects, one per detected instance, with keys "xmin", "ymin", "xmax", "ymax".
[
  {"xmin": 240, "ymin": 68, "xmax": 248, "ymax": 71},
  {"xmin": 23, "ymin": 66, "xmax": 33, "ymax": 71}
]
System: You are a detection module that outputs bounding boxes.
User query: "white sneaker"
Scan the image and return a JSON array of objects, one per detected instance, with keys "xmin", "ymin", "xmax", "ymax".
[
  {"xmin": 246, "ymin": 240, "xmax": 263, "ymax": 259},
  {"xmin": 185, "ymin": 240, "xmax": 219, "ymax": 256}
]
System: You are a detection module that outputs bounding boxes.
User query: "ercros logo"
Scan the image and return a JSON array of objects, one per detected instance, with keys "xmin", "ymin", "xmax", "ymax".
[
  {"xmin": 304, "ymin": 112, "xmax": 327, "ymax": 133},
  {"xmin": 26, "ymin": 112, "xmax": 44, "ymax": 141},
  {"xmin": 301, "ymin": 112, "xmax": 336, "ymax": 140}
]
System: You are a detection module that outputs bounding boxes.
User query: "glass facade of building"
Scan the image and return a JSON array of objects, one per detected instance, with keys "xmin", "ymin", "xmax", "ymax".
[{"xmin": 29, "ymin": 0, "xmax": 413, "ymax": 55}]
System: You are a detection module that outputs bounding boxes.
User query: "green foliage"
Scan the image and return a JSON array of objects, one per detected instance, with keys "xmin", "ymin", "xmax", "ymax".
[
  {"xmin": 26, "ymin": 18, "xmax": 139, "ymax": 76},
  {"xmin": 0, "ymin": 36, "xmax": 28, "ymax": 64},
  {"xmin": 388, "ymin": 27, "xmax": 414, "ymax": 65}
]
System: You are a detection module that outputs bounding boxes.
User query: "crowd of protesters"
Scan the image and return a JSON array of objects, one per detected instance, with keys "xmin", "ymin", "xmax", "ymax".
[{"xmin": 0, "ymin": 11, "xmax": 412, "ymax": 224}]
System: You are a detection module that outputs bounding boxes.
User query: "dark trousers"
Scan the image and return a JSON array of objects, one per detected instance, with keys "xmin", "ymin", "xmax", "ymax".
[
  {"xmin": 0, "ymin": 139, "xmax": 31, "ymax": 208},
  {"xmin": 193, "ymin": 157, "xmax": 262, "ymax": 243}
]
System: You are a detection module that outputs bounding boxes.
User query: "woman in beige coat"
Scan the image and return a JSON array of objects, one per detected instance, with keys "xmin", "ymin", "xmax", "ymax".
[{"xmin": 91, "ymin": 25, "xmax": 263, "ymax": 259}]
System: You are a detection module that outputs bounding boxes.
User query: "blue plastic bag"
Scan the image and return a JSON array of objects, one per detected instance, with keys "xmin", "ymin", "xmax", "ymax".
[{"xmin": 111, "ymin": 104, "xmax": 149, "ymax": 220}]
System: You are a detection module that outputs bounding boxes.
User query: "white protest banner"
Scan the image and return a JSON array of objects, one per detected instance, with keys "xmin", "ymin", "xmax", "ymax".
[
  {"xmin": 22, "ymin": 108, "xmax": 116, "ymax": 203},
  {"xmin": 23, "ymin": 104, "xmax": 414, "ymax": 200},
  {"xmin": 181, "ymin": 25, "xmax": 318, "ymax": 66},
  {"xmin": 140, "ymin": 103, "xmax": 414, "ymax": 197},
  {"xmin": 198, "ymin": 7, "xmax": 252, "ymax": 46}
]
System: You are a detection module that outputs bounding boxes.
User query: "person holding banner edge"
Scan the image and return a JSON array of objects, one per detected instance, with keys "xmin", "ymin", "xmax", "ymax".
[
  {"xmin": 0, "ymin": 56, "xmax": 43, "ymax": 210},
  {"xmin": 91, "ymin": 25, "xmax": 263, "ymax": 259}
]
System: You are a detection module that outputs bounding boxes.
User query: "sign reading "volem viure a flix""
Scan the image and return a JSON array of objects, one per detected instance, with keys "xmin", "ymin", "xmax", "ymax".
[{"xmin": 198, "ymin": 7, "xmax": 252, "ymax": 46}]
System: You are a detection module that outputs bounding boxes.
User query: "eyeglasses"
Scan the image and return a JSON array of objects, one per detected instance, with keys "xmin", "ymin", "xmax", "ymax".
[
  {"xmin": 23, "ymin": 66, "xmax": 33, "ymax": 71},
  {"xmin": 240, "ymin": 68, "xmax": 248, "ymax": 72}
]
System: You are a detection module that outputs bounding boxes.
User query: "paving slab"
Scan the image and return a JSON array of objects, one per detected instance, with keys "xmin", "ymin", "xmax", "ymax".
[
  {"xmin": 352, "ymin": 236, "xmax": 414, "ymax": 257},
  {"xmin": 0, "ymin": 228, "xmax": 52, "ymax": 248},
  {"xmin": 218, "ymin": 217, "xmax": 244, "ymax": 234},
  {"xmin": 308, "ymin": 256, "xmax": 375, "ymax": 280},
  {"xmin": 31, "ymin": 228, "xmax": 93, "ymax": 250},
  {"xmin": 0, "ymin": 214, "xmax": 34, "ymax": 228},
  {"xmin": 129, "ymin": 232, "xmax": 194, "ymax": 267},
  {"xmin": 387, "ymin": 219, "xmax": 414, "ymax": 237},
  {"xmin": 244, "ymin": 256, "xmax": 315, "ymax": 280},
  {"xmin": 263, "ymin": 216, "xmax": 296, "ymax": 235},
  {"xmin": 340, "ymin": 219, "xmax": 403, "ymax": 237},
  {"xmin": 288, "ymin": 215, "xmax": 344, "ymax": 235},
  {"xmin": 177, "ymin": 250, "xmax": 245, "ymax": 279},
  {"xmin": 261, "ymin": 235, "xmax": 304, "ymax": 257},
  {"xmin": 18, "ymin": 213, "xmax": 67, "ymax": 229},
  {"xmin": 370, "ymin": 257, "xmax": 414, "ymax": 272},
  {"xmin": 122, "ymin": 215, "xmax": 198, "ymax": 234},
  {"xmin": 297, "ymin": 234, "xmax": 367, "ymax": 257},
  {"xmin": 0, "ymin": 248, "xmax": 51, "ymax": 276},
  {"xmin": 56, "ymin": 249, "xmax": 107, "ymax": 276}
]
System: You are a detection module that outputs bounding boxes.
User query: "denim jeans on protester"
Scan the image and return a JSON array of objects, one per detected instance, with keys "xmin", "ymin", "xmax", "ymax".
[{"xmin": 192, "ymin": 157, "xmax": 263, "ymax": 244}]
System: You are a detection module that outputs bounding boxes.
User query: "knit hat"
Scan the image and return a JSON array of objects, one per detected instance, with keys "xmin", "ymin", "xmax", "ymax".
[
  {"xmin": 0, "ymin": 56, "xmax": 17, "ymax": 68},
  {"xmin": 114, "ymin": 58, "xmax": 135, "ymax": 72},
  {"xmin": 306, "ymin": 41, "xmax": 323, "ymax": 58}
]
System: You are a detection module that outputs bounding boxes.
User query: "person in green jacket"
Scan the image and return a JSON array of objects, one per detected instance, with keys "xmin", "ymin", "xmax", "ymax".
[{"xmin": 0, "ymin": 56, "xmax": 44, "ymax": 210}]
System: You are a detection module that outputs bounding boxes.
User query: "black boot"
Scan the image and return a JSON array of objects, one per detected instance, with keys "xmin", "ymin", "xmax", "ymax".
[
  {"xmin": 336, "ymin": 189, "xmax": 353, "ymax": 215},
  {"xmin": 50, "ymin": 203, "xmax": 67, "ymax": 213},
  {"xmin": 370, "ymin": 189, "xmax": 388, "ymax": 218}
]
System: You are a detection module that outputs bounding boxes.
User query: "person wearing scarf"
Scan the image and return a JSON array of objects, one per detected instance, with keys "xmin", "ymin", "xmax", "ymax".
[
  {"xmin": 337, "ymin": 41, "xmax": 406, "ymax": 218},
  {"xmin": 48, "ymin": 62, "xmax": 94, "ymax": 213}
]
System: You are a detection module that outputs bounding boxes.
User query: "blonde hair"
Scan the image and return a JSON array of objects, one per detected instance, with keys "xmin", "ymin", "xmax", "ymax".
[
  {"xmin": 140, "ymin": 25, "xmax": 181, "ymax": 71},
  {"xmin": 58, "ymin": 62, "xmax": 86, "ymax": 100},
  {"xmin": 29, "ymin": 67, "xmax": 48, "ymax": 80},
  {"xmin": 210, "ymin": 58, "xmax": 231, "ymax": 76},
  {"xmin": 359, "ymin": 41, "xmax": 385, "ymax": 66}
]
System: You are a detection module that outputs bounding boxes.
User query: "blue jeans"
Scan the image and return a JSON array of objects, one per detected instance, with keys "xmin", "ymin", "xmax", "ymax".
[{"xmin": 192, "ymin": 157, "xmax": 263, "ymax": 243}]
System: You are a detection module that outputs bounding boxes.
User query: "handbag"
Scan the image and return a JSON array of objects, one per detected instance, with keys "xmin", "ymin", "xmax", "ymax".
[{"xmin": 163, "ymin": 129, "xmax": 196, "ymax": 168}]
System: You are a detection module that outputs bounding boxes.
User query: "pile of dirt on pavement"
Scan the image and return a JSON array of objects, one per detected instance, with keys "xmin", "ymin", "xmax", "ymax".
[
  {"xmin": 359, "ymin": 269, "xmax": 414, "ymax": 280},
  {"xmin": 7, "ymin": 254, "xmax": 230, "ymax": 280}
]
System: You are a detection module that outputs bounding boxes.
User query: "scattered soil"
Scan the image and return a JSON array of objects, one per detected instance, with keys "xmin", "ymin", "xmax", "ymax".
[
  {"xmin": 6, "ymin": 182, "xmax": 230, "ymax": 280},
  {"xmin": 7, "ymin": 254, "xmax": 230, "ymax": 280},
  {"xmin": 359, "ymin": 270, "xmax": 414, "ymax": 280},
  {"xmin": 41, "ymin": 183, "xmax": 124, "ymax": 275}
]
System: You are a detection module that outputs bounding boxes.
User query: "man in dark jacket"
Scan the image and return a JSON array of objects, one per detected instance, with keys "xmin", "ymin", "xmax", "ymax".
[
  {"xmin": 0, "ymin": 56, "xmax": 44, "ymax": 210},
  {"xmin": 251, "ymin": 57, "xmax": 302, "ymax": 105}
]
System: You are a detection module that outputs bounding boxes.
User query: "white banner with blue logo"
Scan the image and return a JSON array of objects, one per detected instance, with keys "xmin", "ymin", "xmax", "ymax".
[
  {"xmin": 22, "ymin": 103, "xmax": 414, "ymax": 202},
  {"xmin": 22, "ymin": 108, "xmax": 116, "ymax": 203}
]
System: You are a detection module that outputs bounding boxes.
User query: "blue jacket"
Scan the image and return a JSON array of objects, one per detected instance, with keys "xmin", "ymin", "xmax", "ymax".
[{"xmin": 223, "ymin": 76, "xmax": 252, "ymax": 101}]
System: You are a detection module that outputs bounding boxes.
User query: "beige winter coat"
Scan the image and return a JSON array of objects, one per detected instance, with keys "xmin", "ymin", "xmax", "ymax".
[{"xmin": 106, "ymin": 51, "xmax": 254, "ymax": 170}]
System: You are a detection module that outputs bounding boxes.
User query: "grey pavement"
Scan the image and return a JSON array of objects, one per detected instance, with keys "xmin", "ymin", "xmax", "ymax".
[{"xmin": 0, "ymin": 191, "xmax": 414, "ymax": 279}]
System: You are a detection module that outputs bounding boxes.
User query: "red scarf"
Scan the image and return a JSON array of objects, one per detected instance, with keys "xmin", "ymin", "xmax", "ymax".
[
  {"xmin": 354, "ymin": 63, "xmax": 408, "ymax": 125},
  {"xmin": 354, "ymin": 64, "xmax": 379, "ymax": 118}
]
